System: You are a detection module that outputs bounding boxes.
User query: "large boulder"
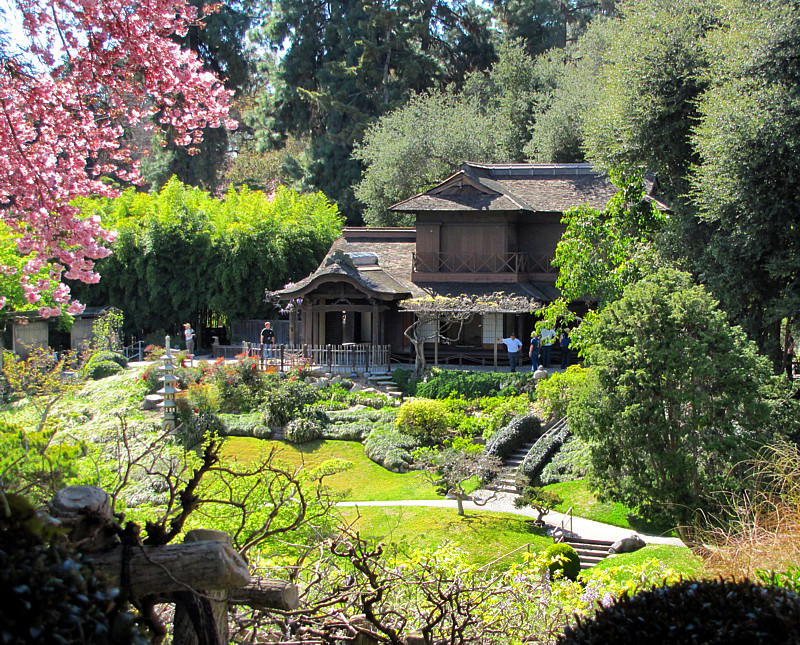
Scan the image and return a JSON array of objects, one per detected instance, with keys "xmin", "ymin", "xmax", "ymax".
[{"xmin": 609, "ymin": 534, "xmax": 646, "ymax": 554}]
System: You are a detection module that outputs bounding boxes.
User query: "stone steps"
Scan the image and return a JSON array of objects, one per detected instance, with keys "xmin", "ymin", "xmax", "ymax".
[{"xmin": 561, "ymin": 537, "xmax": 615, "ymax": 569}]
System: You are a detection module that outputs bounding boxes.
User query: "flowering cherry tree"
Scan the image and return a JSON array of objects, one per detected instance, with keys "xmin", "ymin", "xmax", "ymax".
[{"xmin": 0, "ymin": 0, "xmax": 234, "ymax": 316}]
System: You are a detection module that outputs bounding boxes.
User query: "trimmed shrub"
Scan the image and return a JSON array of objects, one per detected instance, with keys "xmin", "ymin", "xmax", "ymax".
[
  {"xmin": 89, "ymin": 350, "xmax": 128, "ymax": 368},
  {"xmin": 539, "ymin": 436, "xmax": 590, "ymax": 485},
  {"xmin": 518, "ymin": 420, "xmax": 570, "ymax": 485},
  {"xmin": 83, "ymin": 359, "xmax": 123, "ymax": 380},
  {"xmin": 560, "ymin": 579, "xmax": 800, "ymax": 643},
  {"xmin": 285, "ymin": 417, "xmax": 322, "ymax": 444},
  {"xmin": 321, "ymin": 423, "xmax": 374, "ymax": 441},
  {"xmin": 324, "ymin": 409, "xmax": 397, "ymax": 425},
  {"xmin": 396, "ymin": 399, "xmax": 452, "ymax": 444},
  {"xmin": 364, "ymin": 426, "xmax": 420, "ymax": 472},
  {"xmin": 544, "ymin": 543, "xmax": 581, "ymax": 581},
  {"xmin": 484, "ymin": 413, "xmax": 543, "ymax": 460},
  {"xmin": 219, "ymin": 413, "xmax": 271, "ymax": 439}
]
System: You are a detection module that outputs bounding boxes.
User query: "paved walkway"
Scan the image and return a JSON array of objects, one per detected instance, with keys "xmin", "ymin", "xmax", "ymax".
[{"xmin": 338, "ymin": 490, "xmax": 685, "ymax": 547}]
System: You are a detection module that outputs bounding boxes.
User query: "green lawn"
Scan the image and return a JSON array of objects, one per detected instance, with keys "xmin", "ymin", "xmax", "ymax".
[
  {"xmin": 222, "ymin": 437, "xmax": 442, "ymax": 501},
  {"xmin": 588, "ymin": 544, "xmax": 704, "ymax": 580},
  {"xmin": 544, "ymin": 479, "xmax": 677, "ymax": 536},
  {"xmin": 335, "ymin": 505, "xmax": 552, "ymax": 568}
]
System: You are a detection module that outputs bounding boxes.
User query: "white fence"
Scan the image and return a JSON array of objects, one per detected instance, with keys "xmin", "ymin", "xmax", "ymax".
[{"xmin": 213, "ymin": 342, "xmax": 391, "ymax": 374}]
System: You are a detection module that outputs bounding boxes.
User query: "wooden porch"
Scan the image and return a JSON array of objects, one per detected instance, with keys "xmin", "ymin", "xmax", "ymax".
[{"xmin": 213, "ymin": 342, "xmax": 392, "ymax": 374}]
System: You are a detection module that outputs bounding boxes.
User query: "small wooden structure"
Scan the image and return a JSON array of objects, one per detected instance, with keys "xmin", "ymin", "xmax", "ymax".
[{"xmin": 48, "ymin": 486, "xmax": 298, "ymax": 645}]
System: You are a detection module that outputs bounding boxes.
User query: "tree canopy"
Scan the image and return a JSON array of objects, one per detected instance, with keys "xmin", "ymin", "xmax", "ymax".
[
  {"xmin": 570, "ymin": 269, "xmax": 797, "ymax": 530},
  {"xmin": 0, "ymin": 0, "xmax": 233, "ymax": 317}
]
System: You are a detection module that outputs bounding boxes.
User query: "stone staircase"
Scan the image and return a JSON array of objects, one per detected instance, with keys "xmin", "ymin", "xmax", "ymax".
[
  {"xmin": 562, "ymin": 537, "xmax": 614, "ymax": 569},
  {"xmin": 485, "ymin": 439, "xmax": 538, "ymax": 494},
  {"xmin": 364, "ymin": 371, "xmax": 403, "ymax": 400}
]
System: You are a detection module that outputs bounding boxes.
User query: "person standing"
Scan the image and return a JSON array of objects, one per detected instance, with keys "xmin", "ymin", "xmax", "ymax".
[
  {"xmin": 541, "ymin": 326, "xmax": 556, "ymax": 368},
  {"xmin": 529, "ymin": 332, "xmax": 540, "ymax": 372},
  {"xmin": 261, "ymin": 321, "xmax": 276, "ymax": 358},
  {"xmin": 497, "ymin": 333, "xmax": 523, "ymax": 372},
  {"xmin": 560, "ymin": 330, "xmax": 571, "ymax": 369},
  {"xmin": 183, "ymin": 323, "xmax": 195, "ymax": 356}
]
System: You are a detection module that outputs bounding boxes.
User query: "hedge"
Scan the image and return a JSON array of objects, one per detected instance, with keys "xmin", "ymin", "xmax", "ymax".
[
  {"xmin": 416, "ymin": 369, "xmax": 531, "ymax": 399},
  {"xmin": 83, "ymin": 360, "xmax": 124, "ymax": 380},
  {"xmin": 219, "ymin": 413, "xmax": 272, "ymax": 439},
  {"xmin": 484, "ymin": 413, "xmax": 543, "ymax": 461},
  {"xmin": 517, "ymin": 419, "xmax": 571, "ymax": 485}
]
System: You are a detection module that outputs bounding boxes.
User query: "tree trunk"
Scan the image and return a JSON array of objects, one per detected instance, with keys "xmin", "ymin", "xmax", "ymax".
[{"xmin": 456, "ymin": 495, "xmax": 464, "ymax": 516}]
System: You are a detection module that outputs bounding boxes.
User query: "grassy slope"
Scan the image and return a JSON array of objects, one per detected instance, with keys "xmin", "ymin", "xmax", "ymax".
[
  {"xmin": 335, "ymin": 505, "xmax": 553, "ymax": 568},
  {"xmin": 544, "ymin": 479, "xmax": 677, "ymax": 536},
  {"xmin": 222, "ymin": 437, "xmax": 441, "ymax": 501},
  {"xmin": 587, "ymin": 544, "xmax": 705, "ymax": 580}
]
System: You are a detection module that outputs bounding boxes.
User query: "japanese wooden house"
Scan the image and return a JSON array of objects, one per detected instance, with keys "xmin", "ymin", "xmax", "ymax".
[{"xmin": 274, "ymin": 163, "xmax": 659, "ymax": 364}]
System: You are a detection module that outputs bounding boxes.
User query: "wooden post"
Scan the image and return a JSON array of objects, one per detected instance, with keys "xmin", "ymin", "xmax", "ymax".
[
  {"xmin": 493, "ymin": 339, "xmax": 498, "ymax": 371},
  {"xmin": 173, "ymin": 529, "xmax": 237, "ymax": 645},
  {"xmin": 434, "ymin": 316, "xmax": 439, "ymax": 368}
]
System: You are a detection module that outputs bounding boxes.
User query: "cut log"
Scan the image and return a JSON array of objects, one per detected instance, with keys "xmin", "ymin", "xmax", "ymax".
[
  {"xmin": 229, "ymin": 578, "xmax": 300, "ymax": 611},
  {"xmin": 89, "ymin": 539, "xmax": 250, "ymax": 598}
]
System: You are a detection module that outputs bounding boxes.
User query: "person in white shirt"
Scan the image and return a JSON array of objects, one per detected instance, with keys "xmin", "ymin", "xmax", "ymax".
[
  {"xmin": 541, "ymin": 327, "xmax": 556, "ymax": 367},
  {"xmin": 184, "ymin": 322, "xmax": 195, "ymax": 355},
  {"xmin": 497, "ymin": 333, "xmax": 523, "ymax": 372}
]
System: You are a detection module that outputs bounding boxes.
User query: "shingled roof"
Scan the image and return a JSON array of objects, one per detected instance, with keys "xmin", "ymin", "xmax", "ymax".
[
  {"xmin": 276, "ymin": 228, "xmax": 425, "ymax": 300},
  {"xmin": 391, "ymin": 162, "xmax": 649, "ymax": 213}
]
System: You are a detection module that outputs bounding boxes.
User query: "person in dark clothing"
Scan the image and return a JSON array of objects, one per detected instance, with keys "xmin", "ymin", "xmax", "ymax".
[
  {"xmin": 260, "ymin": 321, "xmax": 276, "ymax": 357},
  {"xmin": 560, "ymin": 330, "xmax": 571, "ymax": 369},
  {"xmin": 529, "ymin": 333, "xmax": 540, "ymax": 372}
]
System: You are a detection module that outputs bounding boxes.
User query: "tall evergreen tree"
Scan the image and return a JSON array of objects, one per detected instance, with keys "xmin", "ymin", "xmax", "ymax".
[{"xmin": 258, "ymin": 0, "xmax": 496, "ymax": 223}]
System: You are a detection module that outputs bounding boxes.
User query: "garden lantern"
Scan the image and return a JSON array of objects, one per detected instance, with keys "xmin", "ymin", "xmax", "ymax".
[{"xmin": 159, "ymin": 335, "xmax": 180, "ymax": 432}]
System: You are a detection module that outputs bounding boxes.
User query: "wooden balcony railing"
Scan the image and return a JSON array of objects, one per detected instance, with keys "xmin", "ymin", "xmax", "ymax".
[{"xmin": 412, "ymin": 251, "xmax": 554, "ymax": 274}]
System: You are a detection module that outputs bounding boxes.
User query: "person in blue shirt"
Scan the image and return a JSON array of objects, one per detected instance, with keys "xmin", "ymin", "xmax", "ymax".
[{"xmin": 497, "ymin": 334, "xmax": 523, "ymax": 372}]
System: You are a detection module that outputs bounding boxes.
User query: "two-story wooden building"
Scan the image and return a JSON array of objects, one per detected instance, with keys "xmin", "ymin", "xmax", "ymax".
[{"xmin": 274, "ymin": 162, "xmax": 648, "ymax": 363}]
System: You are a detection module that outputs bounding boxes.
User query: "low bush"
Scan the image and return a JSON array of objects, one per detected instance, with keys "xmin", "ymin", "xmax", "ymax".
[
  {"xmin": 518, "ymin": 420, "xmax": 570, "ymax": 485},
  {"xmin": 364, "ymin": 426, "xmax": 420, "ymax": 472},
  {"xmin": 391, "ymin": 368, "xmax": 419, "ymax": 396},
  {"xmin": 321, "ymin": 422, "xmax": 375, "ymax": 441},
  {"xmin": 175, "ymin": 398, "xmax": 224, "ymax": 448},
  {"xmin": 83, "ymin": 359, "xmax": 123, "ymax": 380},
  {"xmin": 544, "ymin": 543, "xmax": 581, "ymax": 581},
  {"xmin": 260, "ymin": 379, "xmax": 319, "ymax": 426},
  {"xmin": 396, "ymin": 399, "xmax": 452, "ymax": 444},
  {"xmin": 219, "ymin": 413, "xmax": 271, "ymax": 439},
  {"xmin": 477, "ymin": 395, "xmax": 532, "ymax": 439},
  {"xmin": 534, "ymin": 365, "xmax": 591, "ymax": 420},
  {"xmin": 324, "ymin": 408, "xmax": 397, "ymax": 425},
  {"xmin": 285, "ymin": 417, "xmax": 322, "ymax": 444},
  {"xmin": 484, "ymin": 413, "xmax": 543, "ymax": 460}
]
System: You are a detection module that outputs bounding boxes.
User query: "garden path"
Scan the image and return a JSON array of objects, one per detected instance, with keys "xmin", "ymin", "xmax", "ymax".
[{"xmin": 337, "ymin": 492, "xmax": 684, "ymax": 547}]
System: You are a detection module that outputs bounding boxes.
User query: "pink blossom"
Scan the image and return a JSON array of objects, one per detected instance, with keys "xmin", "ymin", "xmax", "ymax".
[{"xmin": 2, "ymin": 0, "xmax": 233, "ymax": 309}]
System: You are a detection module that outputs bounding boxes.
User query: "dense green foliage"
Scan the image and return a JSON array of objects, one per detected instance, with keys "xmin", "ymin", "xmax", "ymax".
[
  {"xmin": 0, "ymin": 497, "xmax": 147, "ymax": 644},
  {"xmin": 83, "ymin": 360, "xmax": 124, "ymax": 381},
  {"xmin": 415, "ymin": 368, "xmax": 534, "ymax": 400},
  {"xmin": 571, "ymin": 269, "xmax": 798, "ymax": 527},
  {"xmin": 73, "ymin": 179, "xmax": 342, "ymax": 336},
  {"xmin": 534, "ymin": 366, "xmax": 591, "ymax": 421}
]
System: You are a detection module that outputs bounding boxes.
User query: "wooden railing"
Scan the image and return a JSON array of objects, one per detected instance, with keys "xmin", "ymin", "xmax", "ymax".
[
  {"xmin": 214, "ymin": 342, "xmax": 392, "ymax": 374},
  {"xmin": 413, "ymin": 251, "xmax": 554, "ymax": 274}
]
